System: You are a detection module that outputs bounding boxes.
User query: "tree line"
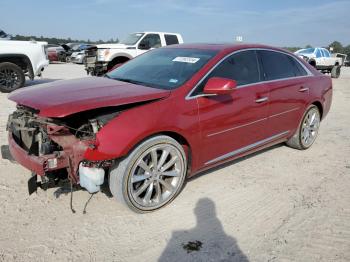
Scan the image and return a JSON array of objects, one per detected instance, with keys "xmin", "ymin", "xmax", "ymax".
[{"xmin": 11, "ymin": 34, "xmax": 119, "ymax": 45}]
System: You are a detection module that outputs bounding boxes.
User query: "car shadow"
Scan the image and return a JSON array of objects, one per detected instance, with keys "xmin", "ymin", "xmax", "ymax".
[
  {"xmin": 188, "ymin": 143, "xmax": 283, "ymax": 182},
  {"xmin": 0, "ymin": 145, "xmax": 15, "ymax": 163},
  {"xmin": 158, "ymin": 198, "xmax": 249, "ymax": 262}
]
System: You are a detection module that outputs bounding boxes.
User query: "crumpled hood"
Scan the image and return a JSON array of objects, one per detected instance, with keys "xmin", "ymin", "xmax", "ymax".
[{"xmin": 8, "ymin": 77, "xmax": 170, "ymax": 118}]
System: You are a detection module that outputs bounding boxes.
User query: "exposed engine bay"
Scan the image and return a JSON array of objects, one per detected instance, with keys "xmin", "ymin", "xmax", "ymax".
[{"xmin": 6, "ymin": 105, "xmax": 120, "ymax": 194}]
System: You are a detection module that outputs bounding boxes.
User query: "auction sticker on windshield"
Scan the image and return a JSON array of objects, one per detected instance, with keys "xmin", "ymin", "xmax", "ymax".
[{"xmin": 173, "ymin": 57, "xmax": 200, "ymax": 63}]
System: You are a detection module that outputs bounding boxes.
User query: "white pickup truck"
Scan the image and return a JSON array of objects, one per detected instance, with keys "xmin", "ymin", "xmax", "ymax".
[
  {"xmin": 85, "ymin": 31, "xmax": 184, "ymax": 76},
  {"xmin": 295, "ymin": 47, "xmax": 342, "ymax": 78},
  {"xmin": 0, "ymin": 39, "xmax": 49, "ymax": 92}
]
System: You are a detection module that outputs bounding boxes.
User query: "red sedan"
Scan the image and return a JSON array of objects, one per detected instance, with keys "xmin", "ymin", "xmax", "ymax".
[{"xmin": 7, "ymin": 44, "xmax": 332, "ymax": 212}]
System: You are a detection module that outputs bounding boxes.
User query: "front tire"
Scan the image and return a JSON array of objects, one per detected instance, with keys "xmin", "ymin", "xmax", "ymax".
[
  {"xmin": 331, "ymin": 65, "xmax": 341, "ymax": 78},
  {"xmin": 286, "ymin": 105, "xmax": 321, "ymax": 150},
  {"xmin": 0, "ymin": 62, "xmax": 25, "ymax": 93},
  {"xmin": 109, "ymin": 135, "xmax": 187, "ymax": 213}
]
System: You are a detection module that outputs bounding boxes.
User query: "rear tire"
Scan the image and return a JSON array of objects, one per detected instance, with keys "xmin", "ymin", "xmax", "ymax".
[
  {"xmin": 109, "ymin": 135, "xmax": 187, "ymax": 213},
  {"xmin": 331, "ymin": 65, "xmax": 341, "ymax": 78},
  {"xmin": 286, "ymin": 105, "xmax": 320, "ymax": 150},
  {"xmin": 0, "ymin": 62, "xmax": 25, "ymax": 93}
]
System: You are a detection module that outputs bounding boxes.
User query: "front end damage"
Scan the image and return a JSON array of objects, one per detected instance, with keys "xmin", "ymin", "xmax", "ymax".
[{"xmin": 6, "ymin": 105, "xmax": 115, "ymax": 194}]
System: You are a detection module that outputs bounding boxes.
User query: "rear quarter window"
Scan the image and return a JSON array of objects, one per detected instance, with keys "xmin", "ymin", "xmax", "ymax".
[
  {"xmin": 288, "ymin": 56, "xmax": 308, "ymax": 76},
  {"xmin": 259, "ymin": 50, "xmax": 296, "ymax": 80},
  {"xmin": 165, "ymin": 34, "xmax": 179, "ymax": 45}
]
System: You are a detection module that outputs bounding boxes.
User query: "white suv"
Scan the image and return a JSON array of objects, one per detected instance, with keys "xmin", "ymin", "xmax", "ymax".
[
  {"xmin": 0, "ymin": 39, "xmax": 49, "ymax": 92},
  {"xmin": 85, "ymin": 32, "xmax": 184, "ymax": 76}
]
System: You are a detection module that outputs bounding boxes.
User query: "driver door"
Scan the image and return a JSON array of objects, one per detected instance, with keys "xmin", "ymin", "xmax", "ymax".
[
  {"xmin": 137, "ymin": 34, "xmax": 162, "ymax": 55},
  {"xmin": 195, "ymin": 50, "xmax": 270, "ymax": 166}
]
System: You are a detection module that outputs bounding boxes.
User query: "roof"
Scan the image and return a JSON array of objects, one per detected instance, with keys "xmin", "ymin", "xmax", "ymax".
[
  {"xmin": 164, "ymin": 43, "xmax": 291, "ymax": 54},
  {"xmin": 135, "ymin": 31, "xmax": 181, "ymax": 35}
]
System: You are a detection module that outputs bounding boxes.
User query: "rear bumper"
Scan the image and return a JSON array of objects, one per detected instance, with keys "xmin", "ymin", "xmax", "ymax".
[{"xmin": 8, "ymin": 132, "xmax": 69, "ymax": 176}]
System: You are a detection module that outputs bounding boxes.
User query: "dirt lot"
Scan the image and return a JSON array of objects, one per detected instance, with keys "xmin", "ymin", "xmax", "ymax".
[{"xmin": 0, "ymin": 63, "xmax": 349, "ymax": 262}]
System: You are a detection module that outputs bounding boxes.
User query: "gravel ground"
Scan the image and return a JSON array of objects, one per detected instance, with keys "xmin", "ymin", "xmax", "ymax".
[{"xmin": 0, "ymin": 63, "xmax": 349, "ymax": 262}]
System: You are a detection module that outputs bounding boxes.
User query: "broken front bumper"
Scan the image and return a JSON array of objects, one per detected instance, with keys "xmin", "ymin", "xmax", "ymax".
[
  {"xmin": 8, "ymin": 131, "xmax": 92, "ymax": 183},
  {"xmin": 8, "ymin": 132, "xmax": 69, "ymax": 176}
]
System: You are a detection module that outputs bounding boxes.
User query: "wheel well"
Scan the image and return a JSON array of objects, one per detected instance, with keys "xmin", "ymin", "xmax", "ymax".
[
  {"xmin": 160, "ymin": 131, "xmax": 192, "ymax": 173},
  {"xmin": 107, "ymin": 56, "xmax": 130, "ymax": 70},
  {"xmin": 0, "ymin": 55, "xmax": 33, "ymax": 79},
  {"xmin": 126, "ymin": 131, "xmax": 193, "ymax": 174},
  {"xmin": 309, "ymin": 60, "xmax": 316, "ymax": 67},
  {"xmin": 312, "ymin": 101, "xmax": 323, "ymax": 119}
]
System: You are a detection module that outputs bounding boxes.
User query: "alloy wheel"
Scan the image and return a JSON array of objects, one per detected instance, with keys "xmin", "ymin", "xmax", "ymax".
[
  {"xmin": 0, "ymin": 68, "xmax": 21, "ymax": 90},
  {"xmin": 128, "ymin": 144, "xmax": 185, "ymax": 209},
  {"xmin": 301, "ymin": 108, "xmax": 320, "ymax": 147}
]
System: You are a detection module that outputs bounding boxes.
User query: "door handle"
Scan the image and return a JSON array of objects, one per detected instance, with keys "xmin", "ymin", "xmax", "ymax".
[
  {"xmin": 299, "ymin": 87, "xmax": 309, "ymax": 92},
  {"xmin": 255, "ymin": 97, "xmax": 268, "ymax": 103}
]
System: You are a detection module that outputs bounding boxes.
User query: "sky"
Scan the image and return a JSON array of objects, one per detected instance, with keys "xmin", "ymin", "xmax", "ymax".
[{"xmin": 1, "ymin": 0, "xmax": 350, "ymax": 47}]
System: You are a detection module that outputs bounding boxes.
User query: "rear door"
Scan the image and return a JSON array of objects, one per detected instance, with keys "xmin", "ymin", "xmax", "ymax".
[
  {"xmin": 194, "ymin": 50, "xmax": 270, "ymax": 166},
  {"xmin": 258, "ymin": 50, "xmax": 310, "ymax": 137}
]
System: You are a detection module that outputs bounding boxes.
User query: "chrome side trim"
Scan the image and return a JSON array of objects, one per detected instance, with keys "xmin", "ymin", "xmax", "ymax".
[
  {"xmin": 186, "ymin": 48, "xmax": 313, "ymax": 100},
  {"xmin": 207, "ymin": 118, "xmax": 267, "ymax": 137},
  {"xmin": 204, "ymin": 131, "xmax": 290, "ymax": 165},
  {"xmin": 269, "ymin": 107, "xmax": 300, "ymax": 119}
]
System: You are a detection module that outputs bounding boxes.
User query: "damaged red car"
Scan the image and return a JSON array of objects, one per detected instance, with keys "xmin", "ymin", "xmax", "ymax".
[{"xmin": 7, "ymin": 44, "xmax": 332, "ymax": 212}]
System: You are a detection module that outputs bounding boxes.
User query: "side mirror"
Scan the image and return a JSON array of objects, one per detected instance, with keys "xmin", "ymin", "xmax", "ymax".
[
  {"xmin": 203, "ymin": 77, "xmax": 237, "ymax": 95},
  {"xmin": 138, "ymin": 40, "xmax": 151, "ymax": 50}
]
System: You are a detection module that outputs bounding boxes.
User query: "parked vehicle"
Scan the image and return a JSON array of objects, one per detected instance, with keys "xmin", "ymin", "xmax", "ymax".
[
  {"xmin": 0, "ymin": 29, "xmax": 11, "ymax": 40},
  {"xmin": 6, "ymin": 44, "xmax": 332, "ymax": 212},
  {"xmin": 295, "ymin": 47, "xmax": 342, "ymax": 78},
  {"xmin": 0, "ymin": 40, "xmax": 49, "ymax": 92},
  {"xmin": 85, "ymin": 31, "xmax": 183, "ymax": 76},
  {"xmin": 61, "ymin": 43, "xmax": 82, "ymax": 62},
  {"xmin": 70, "ymin": 44, "xmax": 95, "ymax": 64},
  {"xmin": 333, "ymin": 53, "xmax": 347, "ymax": 65},
  {"xmin": 47, "ymin": 44, "xmax": 67, "ymax": 62}
]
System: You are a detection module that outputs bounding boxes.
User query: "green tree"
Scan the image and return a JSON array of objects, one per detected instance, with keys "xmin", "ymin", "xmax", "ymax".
[{"xmin": 328, "ymin": 41, "xmax": 343, "ymax": 53}]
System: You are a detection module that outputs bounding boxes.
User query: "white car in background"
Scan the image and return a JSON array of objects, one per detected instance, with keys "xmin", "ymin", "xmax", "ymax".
[
  {"xmin": 0, "ymin": 39, "xmax": 49, "ymax": 92},
  {"xmin": 85, "ymin": 32, "xmax": 184, "ymax": 75},
  {"xmin": 295, "ymin": 47, "xmax": 342, "ymax": 78}
]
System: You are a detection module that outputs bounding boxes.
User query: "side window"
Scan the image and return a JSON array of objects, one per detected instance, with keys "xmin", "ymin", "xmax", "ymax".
[
  {"xmin": 323, "ymin": 49, "xmax": 331, "ymax": 57},
  {"xmin": 288, "ymin": 56, "xmax": 308, "ymax": 76},
  {"xmin": 208, "ymin": 50, "xmax": 260, "ymax": 86},
  {"xmin": 165, "ymin": 34, "xmax": 179, "ymax": 45},
  {"xmin": 139, "ymin": 34, "xmax": 161, "ymax": 49},
  {"xmin": 316, "ymin": 49, "xmax": 322, "ymax": 58},
  {"xmin": 259, "ymin": 50, "xmax": 296, "ymax": 80},
  {"xmin": 194, "ymin": 50, "xmax": 260, "ymax": 95}
]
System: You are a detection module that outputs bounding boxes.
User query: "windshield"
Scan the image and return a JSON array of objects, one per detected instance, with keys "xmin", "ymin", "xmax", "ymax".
[
  {"xmin": 297, "ymin": 48, "xmax": 315, "ymax": 54},
  {"xmin": 106, "ymin": 48, "xmax": 218, "ymax": 90},
  {"xmin": 120, "ymin": 33, "xmax": 145, "ymax": 45}
]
